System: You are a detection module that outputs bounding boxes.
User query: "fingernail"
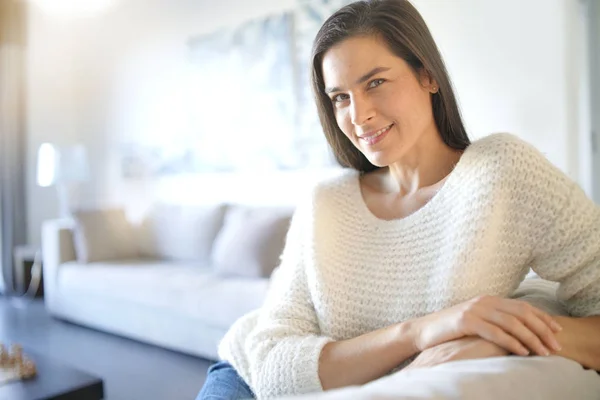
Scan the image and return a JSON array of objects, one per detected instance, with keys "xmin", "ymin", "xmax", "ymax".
[
  {"xmin": 541, "ymin": 347, "xmax": 550, "ymax": 356},
  {"xmin": 552, "ymin": 341, "xmax": 562, "ymax": 352},
  {"xmin": 517, "ymin": 345, "xmax": 529, "ymax": 355},
  {"xmin": 552, "ymin": 321, "xmax": 563, "ymax": 331}
]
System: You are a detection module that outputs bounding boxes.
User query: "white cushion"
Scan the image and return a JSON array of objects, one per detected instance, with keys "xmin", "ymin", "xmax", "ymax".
[
  {"xmin": 285, "ymin": 356, "xmax": 600, "ymax": 400},
  {"xmin": 57, "ymin": 259, "xmax": 269, "ymax": 329},
  {"xmin": 211, "ymin": 206, "xmax": 292, "ymax": 278},
  {"xmin": 510, "ymin": 278, "xmax": 567, "ymax": 316},
  {"xmin": 72, "ymin": 208, "xmax": 138, "ymax": 263},
  {"xmin": 137, "ymin": 204, "xmax": 226, "ymax": 262}
]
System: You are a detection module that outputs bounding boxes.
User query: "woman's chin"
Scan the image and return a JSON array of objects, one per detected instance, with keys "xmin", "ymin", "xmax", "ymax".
[{"xmin": 364, "ymin": 154, "xmax": 392, "ymax": 168}]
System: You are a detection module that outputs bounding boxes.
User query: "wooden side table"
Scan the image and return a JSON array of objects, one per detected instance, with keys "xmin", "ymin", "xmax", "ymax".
[{"xmin": 13, "ymin": 246, "xmax": 43, "ymax": 298}]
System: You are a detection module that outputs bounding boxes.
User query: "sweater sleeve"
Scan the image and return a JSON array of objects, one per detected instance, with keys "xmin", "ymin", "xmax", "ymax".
[
  {"xmin": 514, "ymin": 140, "xmax": 600, "ymax": 317},
  {"xmin": 241, "ymin": 196, "xmax": 333, "ymax": 398}
]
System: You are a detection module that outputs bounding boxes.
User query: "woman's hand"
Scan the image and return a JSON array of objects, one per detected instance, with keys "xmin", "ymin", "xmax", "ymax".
[
  {"xmin": 404, "ymin": 336, "xmax": 509, "ymax": 371},
  {"xmin": 411, "ymin": 295, "xmax": 563, "ymax": 356}
]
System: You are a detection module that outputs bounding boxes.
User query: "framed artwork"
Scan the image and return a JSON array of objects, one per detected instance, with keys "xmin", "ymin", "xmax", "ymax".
[
  {"xmin": 122, "ymin": 0, "xmax": 353, "ymax": 177},
  {"xmin": 187, "ymin": 13, "xmax": 301, "ymax": 172}
]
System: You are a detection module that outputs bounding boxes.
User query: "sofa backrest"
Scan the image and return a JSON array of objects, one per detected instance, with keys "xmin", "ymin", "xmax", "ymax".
[{"xmin": 66, "ymin": 203, "xmax": 297, "ymax": 272}]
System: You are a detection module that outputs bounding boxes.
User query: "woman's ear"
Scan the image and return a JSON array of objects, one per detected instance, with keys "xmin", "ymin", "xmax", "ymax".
[{"xmin": 419, "ymin": 68, "xmax": 438, "ymax": 93}]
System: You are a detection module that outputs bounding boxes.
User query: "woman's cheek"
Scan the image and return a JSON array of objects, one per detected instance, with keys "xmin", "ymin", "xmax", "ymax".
[{"xmin": 335, "ymin": 112, "xmax": 351, "ymax": 139}]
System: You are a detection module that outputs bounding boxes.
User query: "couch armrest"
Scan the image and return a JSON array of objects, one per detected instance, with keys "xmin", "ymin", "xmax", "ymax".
[{"xmin": 42, "ymin": 218, "xmax": 76, "ymax": 304}]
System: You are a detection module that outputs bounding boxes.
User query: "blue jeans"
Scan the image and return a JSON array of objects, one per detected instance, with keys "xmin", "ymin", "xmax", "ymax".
[{"xmin": 197, "ymin": 361, "xmax": 255, "ymax": 400}]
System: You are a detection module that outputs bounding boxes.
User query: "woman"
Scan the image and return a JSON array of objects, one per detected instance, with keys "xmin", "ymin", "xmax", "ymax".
[{"xmin": 198, "ymin": 0, "xmax": 600, "ymax": 399}]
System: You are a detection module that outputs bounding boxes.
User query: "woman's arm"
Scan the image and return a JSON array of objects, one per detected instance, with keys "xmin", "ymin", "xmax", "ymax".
[
  {"xmin": 240, "ymin": 201, "xmax": 331, "ymax": 399},
  {"xmin": 503, "ymin": 138, "xmax": 600, "ymax": 367},
  {"xmin": 318, "ymin": 294, "xmax": 562, "ymax": 391},
  {"xmin": 403, "ymin": 318, "xmax": 600, "ymax": 372},
  {"xmin": 319, "ymin": 320, "xmax": 418, "ymax": 390},
  {"xmin": 403, "ymin": 336, "xmax": 509, "ymax": 371},
  {"xmin": 554, "ymin": 315, "xmax": 600, "ymax": 371},
  {"xmin": 246, "ymin": 256, "xmax": 419, "ymax": 396}
]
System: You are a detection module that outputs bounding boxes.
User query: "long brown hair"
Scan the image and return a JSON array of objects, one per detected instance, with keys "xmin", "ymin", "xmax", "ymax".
[{"xmin": 311, "ymin": 0, "xmax": 470, "ymax": 173}]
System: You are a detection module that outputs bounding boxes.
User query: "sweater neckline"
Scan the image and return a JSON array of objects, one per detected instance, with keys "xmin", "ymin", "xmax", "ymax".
[{"xmin": 352, "ymin": 145, "xmax": 471, "ymax": 227}]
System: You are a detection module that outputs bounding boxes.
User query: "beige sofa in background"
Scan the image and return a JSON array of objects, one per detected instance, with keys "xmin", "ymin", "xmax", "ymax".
[{"xmin": 41, "ymin": 203, "xmax": 293, "ymax": 360}]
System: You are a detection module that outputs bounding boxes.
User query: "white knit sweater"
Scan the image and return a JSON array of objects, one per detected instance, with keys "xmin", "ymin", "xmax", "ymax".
[{"xmin": 218, "ymin": 133, "xmax": 600, "ymax": 399}]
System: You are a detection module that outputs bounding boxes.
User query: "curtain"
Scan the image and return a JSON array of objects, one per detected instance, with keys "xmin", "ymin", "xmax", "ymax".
[{"xmin": 0, "ymin": 0, "xmax": 28, "ymax": 294}]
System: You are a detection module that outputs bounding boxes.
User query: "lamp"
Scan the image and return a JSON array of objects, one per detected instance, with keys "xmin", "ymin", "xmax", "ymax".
[
  {"xmin": 6, "ymin": 144, "xmax": 89, "ymax": 307},
  {"xmin": 37, "ymin": 143, "xmax": 90, "ymax": 218}
]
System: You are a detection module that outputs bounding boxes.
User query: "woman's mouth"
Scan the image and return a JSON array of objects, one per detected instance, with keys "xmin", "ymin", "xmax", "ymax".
[{"xmin": 359, "ymin": 124, "xmax": 393, "ymax": 145}]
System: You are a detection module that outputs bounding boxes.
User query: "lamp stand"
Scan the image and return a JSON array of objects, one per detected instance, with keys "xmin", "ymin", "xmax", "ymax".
[{"xmin": 56, "ymin": 182, "xmax": 72, "ymax": 218}]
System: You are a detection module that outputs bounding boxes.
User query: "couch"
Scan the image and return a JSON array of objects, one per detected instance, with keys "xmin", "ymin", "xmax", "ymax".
[{"xmin": 41, "ymin": 203, "xmax": 293, "ymax": 360}]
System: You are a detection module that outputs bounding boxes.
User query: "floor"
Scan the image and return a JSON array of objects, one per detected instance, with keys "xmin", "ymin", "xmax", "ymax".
[{"xmin": 0, "ymin": 295, "xmax": 213, "ymax": 400}]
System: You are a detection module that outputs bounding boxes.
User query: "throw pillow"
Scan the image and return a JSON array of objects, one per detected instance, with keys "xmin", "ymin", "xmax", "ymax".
[
  {"xmin": 212, "ymin": 206, "xmax": 292, "ymax": 278},
  {"xmin": 72, "ymin": 208, "xmax": 138, "ymax": 263},
  {"xmin": 137, "ymin": 203, "xmax": 226, "ymax": 262}
]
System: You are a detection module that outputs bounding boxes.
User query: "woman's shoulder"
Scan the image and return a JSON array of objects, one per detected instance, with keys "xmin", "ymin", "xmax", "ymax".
[
  {"xmin": 466, "ymin": 132, "xmax": 560, "ymax": 177},
  {"xmin": 290, "ymin": 168, "xmax": 359, "ymax": 217},
  {"xmin": 310, "ymin": 168, "xmax": 360, "ymax": 198},
  {"xmin": 468, "ymin": 132, "xmax": 540, "ymax": 159},
  {"xmin": 466, "ymin": 132, "xmax": 578, "ymax": 200}
]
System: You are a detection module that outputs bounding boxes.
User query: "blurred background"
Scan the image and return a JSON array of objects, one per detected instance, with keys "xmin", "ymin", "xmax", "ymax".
[
  {"xmin": 0, "ymin": 0, "xmax": 595, "ymax": 248},
  {"xmin": 0, "ymin": 1, "xmax": 599, "ymax": 399}
]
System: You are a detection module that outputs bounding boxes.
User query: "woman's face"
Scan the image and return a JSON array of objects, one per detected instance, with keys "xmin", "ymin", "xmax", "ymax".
[{"xmin": 321, "ymin": 35, "xmax": 438, "ymax": 167}]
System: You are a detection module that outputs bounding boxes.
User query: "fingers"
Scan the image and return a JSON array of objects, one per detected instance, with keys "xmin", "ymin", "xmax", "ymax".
[
  {"xmin": 499, "ymin": 300, "xmax": 562, "ymax": 355},
  {"xmin": 472, "ymin": 319, "xmax": 530, "ymax": 356},
  {"xmin": 483, "ymin": 311, "xmax": 558, "ymax": 356},
  {"xmin": 467, "ymin": 296, "xmax": 562, "ymax": 356},
  {"xmin": 529, "ymin": 305, "xmax": 563, "ymax": 332}
]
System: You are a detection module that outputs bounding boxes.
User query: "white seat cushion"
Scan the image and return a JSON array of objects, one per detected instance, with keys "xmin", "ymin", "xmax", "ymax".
[{"xmin": 57, "ymin": 260, "xmax": 269, "ymax": 329}]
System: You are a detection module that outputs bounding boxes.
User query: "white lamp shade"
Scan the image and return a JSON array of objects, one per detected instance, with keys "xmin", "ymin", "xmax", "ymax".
[
  {"xmin": 37, "ymin": 143, "xmax": 57, "ymax": 187},
  {"xmin": 37, "ymin": 143, "xmax": 90, "ymax": 187}
]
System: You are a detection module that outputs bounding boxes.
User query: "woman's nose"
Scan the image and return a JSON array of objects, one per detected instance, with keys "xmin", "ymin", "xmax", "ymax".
[{"xmin": 350, "ymin": 95, "xmax": 375, "ymax": 126}]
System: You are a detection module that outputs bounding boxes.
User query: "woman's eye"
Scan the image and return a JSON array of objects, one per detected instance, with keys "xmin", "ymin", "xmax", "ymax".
[
  {"xmin": 368, "ymin": 78, "xmax": 385, "ymax": 89},
  {"xmin": 332, "ymin": 94, "xmax": 349, "ymax": 103}
]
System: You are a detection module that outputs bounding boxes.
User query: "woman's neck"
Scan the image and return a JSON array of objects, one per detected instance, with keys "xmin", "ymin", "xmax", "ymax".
[{"xmin": 381, "ymin": 140, "xmax": 464, "ymax": 196}]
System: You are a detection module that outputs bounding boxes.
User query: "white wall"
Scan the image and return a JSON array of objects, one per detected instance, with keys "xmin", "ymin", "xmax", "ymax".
[
  {"xmin": 588, "ymin": 0, "xmax": 600, "ymax": 202},
  {"xmin": 25, "ymin": 0, "xmax": 590, "ymax": 245},
  {"xmin": 417, "ymin": 0, "xmax": 588, "ymax": 177}
]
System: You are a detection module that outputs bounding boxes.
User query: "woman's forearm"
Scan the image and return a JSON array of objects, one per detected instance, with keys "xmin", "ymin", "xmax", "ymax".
[
  {"xmin": 554, "ymin": 315, "xmax": 600, "ymax": 370},
  {"xmin": 318, "ymin": 320, "xmax": 418, "ymax": 390}
]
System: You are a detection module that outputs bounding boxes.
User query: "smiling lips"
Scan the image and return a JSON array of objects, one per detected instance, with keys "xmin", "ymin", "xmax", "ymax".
[{"xmin": 358, "ymin": 123, "xmax": 393, "ymax": 145}]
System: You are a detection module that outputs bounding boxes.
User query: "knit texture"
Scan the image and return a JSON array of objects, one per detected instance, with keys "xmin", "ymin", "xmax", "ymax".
[{"xmin": 218, "ymin": 133, "xmax": 600, "ymax": 399}]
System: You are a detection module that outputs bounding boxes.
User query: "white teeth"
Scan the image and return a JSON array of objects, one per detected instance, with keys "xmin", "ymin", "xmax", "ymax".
[{"xmin": 363, "ymin": 124, "xmax": 391, "ymax": 140}]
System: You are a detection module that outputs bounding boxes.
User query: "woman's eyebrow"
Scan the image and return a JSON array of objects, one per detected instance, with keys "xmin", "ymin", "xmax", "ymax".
[{"xmin": 324, "ymin": 66, "xmax": 391, "ymax": 94}]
